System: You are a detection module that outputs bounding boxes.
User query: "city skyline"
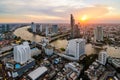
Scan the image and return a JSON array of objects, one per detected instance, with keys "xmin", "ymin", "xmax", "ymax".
[
  {"xmin": 0, "ymin": 0, "xmax": 120, "ymax": 23},
  {"xmin": 0, "ymin": 11, "xmax": 120, "ymax": 79}
]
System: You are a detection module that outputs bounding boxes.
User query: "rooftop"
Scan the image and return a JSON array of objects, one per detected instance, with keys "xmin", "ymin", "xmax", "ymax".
[
  {"xmin": 112, "ymin": 58, "xmax": 120, "ymax": 68},
  {"xmin": 0, "ymin": 46, "xmax": 13, "ymax": 54},
  {"xmin": 28, "ymin": 66, "xmax": 48, "ymax": 80}
]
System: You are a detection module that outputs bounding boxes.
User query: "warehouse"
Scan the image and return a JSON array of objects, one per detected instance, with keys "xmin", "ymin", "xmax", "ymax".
[{"xmin": 28, "ymin": 66, "xmax": 48, "ymax": 80}]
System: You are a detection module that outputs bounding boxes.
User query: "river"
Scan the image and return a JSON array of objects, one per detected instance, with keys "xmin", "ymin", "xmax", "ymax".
[{"xmin": 14, "ymin": 26, "xmax": 120, "ymax": 58}]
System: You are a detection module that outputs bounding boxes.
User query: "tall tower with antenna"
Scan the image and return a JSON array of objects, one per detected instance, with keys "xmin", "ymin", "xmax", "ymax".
[{"xmin": 70, "ymin": 14, "xmax": 75, "ymax": 38}]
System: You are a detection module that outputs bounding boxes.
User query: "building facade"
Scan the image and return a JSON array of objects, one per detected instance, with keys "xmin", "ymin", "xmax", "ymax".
[
  {"xmin": 39, "ymin": 24, "xmax": 43, "ymax": 32},
  {"xmin": 31, "ymin": 22, "xmax": 36, "ymax": 33},
  {"xmin": 52, "ymin": 25, "xmax": 58, "ymax": 33},
  {"xmin": 73, "ymin": 25, "xmax": 80, "ymax": 38},
  {"xmin": 94, "ymin": 26, "xmax": 104, "ymax": 42},
  {"xmin": 45, "ymin": 26, "xmax": 49, "ymax": 37},
  {"xmin": 13, "ymin": 42, "xmax": 31, "ymax": 64},
  {"xmin": 70, "ymin": 14, "xmax": 75, "ymax": 38},
  {"xmin": 98, "ymin": 51, "xmax": 108, "ymax": 65},
  {"xmin": 66, "ymin": 39, "xmax": 85, "ymax": 59},
  {"xmin": 0, "ymin": 24, "xmax": 10, "ymax": 33}
]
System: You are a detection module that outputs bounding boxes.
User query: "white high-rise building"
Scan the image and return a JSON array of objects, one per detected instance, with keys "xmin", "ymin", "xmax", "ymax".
[
  {"xmin": 66, "ymin": 39, "xmax": 85, "ymax": 59},
  {"xmin": 45, "ymin": 26, "xmax": 49, "ymax": 37},
  {"xmin": 31, "ymin": 22, "xmax": 36, "ymax": 33},
  {"xmin": 13, "ymin": 42, "xmax": 31, "ymax": 64},
  {"xmin": 94, "ymin": 26, "xmax": 103, "ymax": 42},
  {"xmin": 39, "ymin": 24, "xmax": 43, "ymax": 32},
  {"xmin": 98, "ymin": 51, "xmax": 108, "ymax": 65}
]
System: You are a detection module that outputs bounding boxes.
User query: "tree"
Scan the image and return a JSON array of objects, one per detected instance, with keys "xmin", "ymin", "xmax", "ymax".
[{"xmin": 60, "ymin": 48, "xmax": 65, "ymax": 51}]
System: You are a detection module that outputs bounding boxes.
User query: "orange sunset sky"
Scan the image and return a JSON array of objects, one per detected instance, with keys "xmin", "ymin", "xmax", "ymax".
[{"xmin": 0, "ymin": 0, "xmax": 120, "ymax": 23}]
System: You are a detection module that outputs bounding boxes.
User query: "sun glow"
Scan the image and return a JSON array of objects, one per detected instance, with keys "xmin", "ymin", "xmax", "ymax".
[{"xmin": 81, "ymin": 15, "xmax": 88, "ymax": 21}]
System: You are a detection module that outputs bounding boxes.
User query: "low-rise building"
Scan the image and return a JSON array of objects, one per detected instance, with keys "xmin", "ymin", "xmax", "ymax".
[
  {"xmin": 85, "ymin": 62, "xmax": 106, "ymax": 80},
  {"xmin": 44, "ymin": 45, "xmax": 54, "ymax": 56},
  {"xmin": 27, "ymin": 66, "xmax": 48, "ymax": 80},
  {"xmin": 112, "ymin": 58, "xmax": 120, "ymax": 68},
  {"xmin": 55, "ymin": 62, "xmax": 83, "ymax": 80},
  {"xmin": 98, "ymin": 51, "xmax": 108, "ymax": 65},
  {"xmin": 6, "ymin": 58, "xmax": 35, "ymax": 78}
]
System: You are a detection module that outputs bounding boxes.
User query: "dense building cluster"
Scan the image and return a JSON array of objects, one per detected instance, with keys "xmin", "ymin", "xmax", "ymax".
[{"xmin": 0, "ymin": 14, "xmax": 120, "ymax": 80}]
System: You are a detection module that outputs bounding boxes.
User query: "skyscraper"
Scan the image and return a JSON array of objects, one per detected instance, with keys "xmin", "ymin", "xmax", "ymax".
[
  {"xmin": 0, "ymin": 24, "xmax": 10, "ymax": 33},
  {"xmin": 52, "ymin": 25, "xmax": 58, "ymax": 33},
  {"xmin": 45, "ymin": 26, "xmax": 49, "ymax": 37},
  {"xmin": 39, "ymin": 24, "xmax": 43, "ymax": 32},
  {"xmin": 13, "ymin": 42, "xmax": 31, "ymax": 64},
  {"xmin": 98, "ymin": 51, "xmax": 108, "ymax": 65},
  {"xmin": 73, "ymin": 24, "xmax": 80, "ymax": 38},
  {"xmin": 94, "ymin": 26, "xmax": 104, "ymax": 42},
  {"xmin": 66, "ymin": 39, "xmax": 85, "ymax": 59},
  {"xmin": 70, "ymin": 14, "xmax": 75, "ymax": 38},
  {"xmin": 31, "ymin": 22, "xmax": 36, "ymax": 33}
]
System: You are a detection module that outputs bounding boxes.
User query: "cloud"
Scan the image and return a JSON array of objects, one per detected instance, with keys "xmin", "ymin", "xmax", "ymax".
[
  {"xmin": 73, "ymin": 5, "xmax": 111, "ymax": 20},
  {"xmin": 25, "ymin": 14, "xmax": 63, "ymax": 20},
  {"xmin": 0, "ymin": 0, "xmax": 88, "ymax": 15},
  {"xmin": 0, "ymin": 0, "xmax": 120, "ymax": 23}
]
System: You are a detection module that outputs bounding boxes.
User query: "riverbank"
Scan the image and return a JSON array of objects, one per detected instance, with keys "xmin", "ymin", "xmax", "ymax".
[{"xmin": 13, "ymin": 26, "xmax": 120, "ymax": 58}]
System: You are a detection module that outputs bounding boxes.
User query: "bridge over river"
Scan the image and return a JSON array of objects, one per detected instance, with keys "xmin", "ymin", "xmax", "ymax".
[{"xmin": 49, "ymin": 32, "xmax": 70, "ymax": 42}]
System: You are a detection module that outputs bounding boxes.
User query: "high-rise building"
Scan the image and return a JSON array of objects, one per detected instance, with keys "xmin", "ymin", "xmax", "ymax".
[
  {"xmin": 70, "ymin": 14, "xmax": 75, "ymax": 38},
  {"xmin": 39, "ymin": 24, "xmax": 43, "ymax": 32},
  {"xmin": 0, "ymin": 24, "xmax": 10, "ymax": 33},
  {"xmin": 98, "ymin": 51, "xmax": 108, "ymax": 65},
  {"xmin": 94, "ymin": 26, "xmax": 103, "ymax": 42},
  {"xmin": 73, "ymin": 24, "xmax": 80, "ymax": 38},
  {"xmin": 31, "ymin": 22, "xmax": 36, "ymax": 33},
  {"xmin": 13, "ymin": 42, "xmax": 31, "ymax": 64},
  {"xmin": 52, "ymin": 25, "xmax": 58, "ymax": 33},
  {"xmin": 45, "ymin": 26, "xmax": 49, "ymax": 37},
  {"xmin": 66, "ymin": 39, "xmax": 85, "ymax": 59}
]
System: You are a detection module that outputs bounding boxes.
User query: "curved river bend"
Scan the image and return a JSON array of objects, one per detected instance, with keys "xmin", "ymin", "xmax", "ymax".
[{"xmin": 14, "ymin": 26, "xmax": 120, "ymax": 58}]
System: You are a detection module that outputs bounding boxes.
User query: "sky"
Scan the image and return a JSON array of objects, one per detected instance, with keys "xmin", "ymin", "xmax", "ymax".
[{"xmin": 0, "ymin": 0, "xmax": 120, "ymax": 23}]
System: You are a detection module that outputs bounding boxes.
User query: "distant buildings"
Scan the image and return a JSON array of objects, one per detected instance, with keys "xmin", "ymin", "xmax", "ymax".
[
  {"xmin": 94, "ymin": 26, "xmax": 103, "ymax": 42},
  {"xmin": 73, "ymin": 25, "xmax": 80, "ymax": 38},
  {"xmin": 45, "ymin": 25, "xmax": 58, "ymax": 36},
  {"xmin": 98, "ymin": 51, "xmax": 108, "ymax": 65},
  {"xmin": 13, "ymin": 42, "xmax": 31, "ymax": 64},
  {"xmin": 66, "ymin": 39, "xmax": 85, "ymax": 60},
  {"xmin": 39, "ymin": 24, "xmax": 43, "ymax": 32},
  {"xmin": 0, "ymin": 24, "xmax": 10, "ymax": 33},
  {"xmin": 45, "ymin": 26, "xmax": 49, "ymax": 37},
  {"xmin": 31, "ymin": 22, "xmax": 36, "ymax": 33},
  {"xmin": 52, "ymin": 25, "xmax": 58, "ymax": 33},
  {"xmin": 30, "ymin": 23, "xmax": 62, "ymax": 37}
]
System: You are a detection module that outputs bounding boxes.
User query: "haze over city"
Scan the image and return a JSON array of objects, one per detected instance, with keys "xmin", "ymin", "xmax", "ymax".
[
  {"xmin": 0, "ymin": 0, "xmax": 120, "ymax": 23},
  {"xmin": 0, "ymin": 0, "xmax": 120, "ymax": 80}
]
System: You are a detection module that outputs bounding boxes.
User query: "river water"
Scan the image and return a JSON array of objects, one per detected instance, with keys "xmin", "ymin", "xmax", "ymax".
[{"xmin": 14, "ymin": 26, "xmax": 120, "ymax": 58}]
